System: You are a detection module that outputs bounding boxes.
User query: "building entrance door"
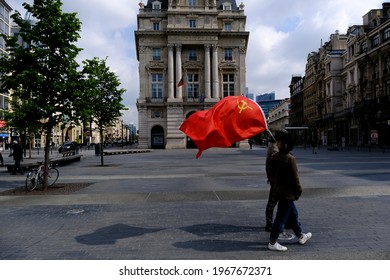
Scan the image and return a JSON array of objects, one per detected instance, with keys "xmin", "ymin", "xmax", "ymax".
[{"xmin": 151, "ymin": 125, "xmax": 165, "ymax": 149}]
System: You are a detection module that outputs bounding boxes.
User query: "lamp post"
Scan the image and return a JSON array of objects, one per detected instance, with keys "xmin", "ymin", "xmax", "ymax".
[{"xmin": 124, "ymin": 124, "xmax": 129, "ymax": 146}]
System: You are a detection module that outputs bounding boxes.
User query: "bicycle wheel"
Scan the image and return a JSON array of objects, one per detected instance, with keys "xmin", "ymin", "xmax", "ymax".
[
  {"xmin": 47, "ymin": 167, "xmax": 59, "ymax": 186},
  {"xmin": 25, "ymin": 170, "xmax": 39, "ymax": 191}
]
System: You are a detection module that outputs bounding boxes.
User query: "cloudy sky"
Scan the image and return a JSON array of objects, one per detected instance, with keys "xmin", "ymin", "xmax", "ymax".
[{"xmin": 6, "ymin": 0, "xmax": 384, "ymax": 125}]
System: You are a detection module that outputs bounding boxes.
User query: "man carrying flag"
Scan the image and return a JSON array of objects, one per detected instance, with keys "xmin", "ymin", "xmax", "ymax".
[{"xmin": 179, "ymin": 96, "xmax": 268, "ymax": 158}]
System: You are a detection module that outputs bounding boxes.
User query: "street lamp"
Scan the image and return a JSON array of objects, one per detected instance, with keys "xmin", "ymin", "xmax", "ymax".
[{"xmin": 124, "ymin": 124, "xmax": 129, "ymax": 145}]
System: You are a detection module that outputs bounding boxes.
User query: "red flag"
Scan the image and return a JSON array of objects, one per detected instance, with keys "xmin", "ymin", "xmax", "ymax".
[
  {"xmin": 177, "ymin": 76, "xmax": 184, "ymax": 87},
  {"xmin": 180, "ymin": 96, "xmax": 268, "ymax": 158}
]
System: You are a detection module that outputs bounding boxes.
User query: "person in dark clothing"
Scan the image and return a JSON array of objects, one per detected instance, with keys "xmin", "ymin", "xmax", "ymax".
[
  {"xmin": 248, "ymin": 138, "xmax": 253, "ymax": 149},
  {"xmin": 265, "ymin": 133, "xmax": 279, "ymax": 231},
  {"xmin": 0, "ymin": 150, "xmax": 4, "ymax": 166},
  {"xmin": 9, "ymin": 140, "xmax": 24, "ymax": 175},
  {"xmin": 265, "ymin": 129, "xmax": 296, "ymax": 232},
  {"xmin": 267, "ymin": 131, "xmax": 312, "ymax": 251}
]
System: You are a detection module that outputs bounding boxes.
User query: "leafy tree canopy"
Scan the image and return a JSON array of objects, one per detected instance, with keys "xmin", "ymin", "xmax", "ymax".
[
  {"xmin": 80, "ymin": 57, "xmax": 126, "ymax": 129},
  {"xmin": 0, "ymin": 0, "xmax": 82, "ymax": 132}
]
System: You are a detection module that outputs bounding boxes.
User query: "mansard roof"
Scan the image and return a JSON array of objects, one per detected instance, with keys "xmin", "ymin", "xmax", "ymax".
[
  {"xmin": 217, "ymin": 0, "xmax": 239, "ymax": 10},
  {"xmin": 144, "ymin": 0, "xmax": 239, "ymax": 10},
  {"xmin": 145, "ymin": 0, "xmax": 168, "ymax": 9}
]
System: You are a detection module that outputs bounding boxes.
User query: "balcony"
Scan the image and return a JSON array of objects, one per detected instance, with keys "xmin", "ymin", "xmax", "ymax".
[
  {"xmin": 139, "ymin": 8, "xmax": 167, "ymax": 15},
  {"xmin": 184, "ymin": 97, "xmax": 204, "ymax": 103},
  {"xmin": 146, "ymin": 97, "xmax": 166, "ymax": 103}
]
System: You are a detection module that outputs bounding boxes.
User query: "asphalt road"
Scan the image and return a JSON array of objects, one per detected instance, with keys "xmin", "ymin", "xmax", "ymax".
[{"xmin": 0, "ymin": 145, "xmax": 389, "ymax": 260}]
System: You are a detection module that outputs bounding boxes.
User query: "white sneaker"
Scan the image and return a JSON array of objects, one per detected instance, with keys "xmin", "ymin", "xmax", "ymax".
[
  {"xmin": 298, "ymin": 232, "xmax": 312, "ymax": 245},
  {"xmin": 268, "ymin": 242, "xmax": 288, "ymax": 252}
]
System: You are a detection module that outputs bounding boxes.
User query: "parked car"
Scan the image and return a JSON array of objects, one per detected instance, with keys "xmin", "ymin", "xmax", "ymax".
[{"xmin": 58, "ymin": 141, "xmax": 77, "ymax": 153}]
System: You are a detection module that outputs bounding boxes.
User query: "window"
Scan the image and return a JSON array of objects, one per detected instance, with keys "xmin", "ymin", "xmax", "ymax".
[
  {"xmin": 153, "ymin": 22, "xmax": 160, "ymax": 31},
  {"xmin": 224, "ymin": 48, "xmax": 233, "ymax": 61},
  {"xmin": 384, "ymin": 28, "xmax": 390, "ymax": 41},
  {"xmin": 188, "ymin": 0, "xmax": 197, "ymax": 6},
  {"xmin": 223, "ymin": 74, "xmax": 234, "ymax": 97},
  {"xmin": 151, "ymin": 73, "xmax": 163, "ymax": 98},
  {"xmin": 152, "ymin": 1, "xmax": 161, "ymax": 10},
  {"xmin": 371, "ymin": 35, "xmax": 379, "ymax": 47},
  {"xmin": 223, "ymin": 3, "xmax": 232, "ymax": 10},
  {"xmin": 385, "ymin": 57, "xmax": 390, "ymax": 72},
  {"xmin": 360, "ymin": 42, "xmax": 367, "ymax": 52},
  {"xmin": 152, "ymin": 48, "xmax": 161, "ymax": 61},
  {"xmin": 224, "ymin": 22, "xmax": 232, "ymax": 31},
  {"xmin": 187, "ymin": 74, "xmax": 199, "ymax": 98},
  {"xmin": 189, "ymin": 19, "xmax": 196, "ymax": 28},
  {"xmin": 386, "ymin": 80, "xmax": 390, "ymax": 96},
  {"xmin": 188, "ymin": 49, "xmax": 197, "ymax": 61}
]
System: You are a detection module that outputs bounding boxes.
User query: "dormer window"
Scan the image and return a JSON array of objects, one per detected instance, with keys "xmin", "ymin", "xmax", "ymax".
[
  {"xmin": 223, "ymin": 2, "xmax": 232, "ymax": 11},
  {"xmin": 152, "ymin": 1, "xmax": 161, "ymax": 10}
]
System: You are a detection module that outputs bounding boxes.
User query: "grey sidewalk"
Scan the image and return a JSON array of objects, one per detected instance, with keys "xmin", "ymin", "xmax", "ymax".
[{"xmin": 0, "ymin": 146, "xmax": 389, "ymax": 259}]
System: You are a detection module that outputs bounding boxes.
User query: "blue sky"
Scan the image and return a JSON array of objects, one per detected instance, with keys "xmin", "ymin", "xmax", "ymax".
[{"xmin": 6, "ymin": 0, "xmax": 384, "ymax": 125}]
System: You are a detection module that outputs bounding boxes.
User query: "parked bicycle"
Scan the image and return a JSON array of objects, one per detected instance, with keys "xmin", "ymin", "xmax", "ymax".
[{"xmin": 25, "ymin": 162, "xmax": 59, "ymax": 191}]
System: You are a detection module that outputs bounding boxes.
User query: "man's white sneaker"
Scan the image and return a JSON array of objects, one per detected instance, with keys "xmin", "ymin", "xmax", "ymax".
[
  {"xmin": 268, "ymin": 242, "xmax": 287, "ymax": 252},
  {"xmin": 298, "ymin": 232, "xmax": 312, "ymax": 245}
]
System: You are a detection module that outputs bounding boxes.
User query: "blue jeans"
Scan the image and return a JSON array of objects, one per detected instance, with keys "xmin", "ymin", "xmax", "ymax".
[{"xmin": 270, "ymin": 199, "xmax": 302, "ymax": 242}]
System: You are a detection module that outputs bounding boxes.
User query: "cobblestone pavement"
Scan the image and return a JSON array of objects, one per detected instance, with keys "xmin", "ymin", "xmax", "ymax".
[{"xmin": 0, "ymin": 146, "xmax": 389, "ymax": 260}]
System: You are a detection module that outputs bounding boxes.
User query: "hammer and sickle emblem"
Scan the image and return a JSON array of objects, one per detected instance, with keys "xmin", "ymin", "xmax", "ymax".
[{"xmin": 237, "ymin": 99, "xmax": 253, "ymax": 114}]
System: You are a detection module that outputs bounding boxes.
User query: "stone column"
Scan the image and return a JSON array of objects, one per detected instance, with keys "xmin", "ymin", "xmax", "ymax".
[
  {"xmin": 204, "ymin": 45, "xmax": 211, "ymax": 99},
  {"xmin": 212, "ymin": 45, "xmax": 219, "ymax": 99},
  {"xmin": 168, "ymin": 44, "xmax": 174, "ymax": 101},
  {"xmin": 175, "ymin": 44, "xmax": 183, "ymax": 100}
]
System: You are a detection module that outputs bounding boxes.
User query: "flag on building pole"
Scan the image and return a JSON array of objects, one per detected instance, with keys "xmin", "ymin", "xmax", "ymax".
[
  {"xmin": 177, "ymin": 76, "xmax": 184, "ymax": 87},
  {"xmin": 179, "ymin": 96, "xmax": 268, "ymax": 158}
]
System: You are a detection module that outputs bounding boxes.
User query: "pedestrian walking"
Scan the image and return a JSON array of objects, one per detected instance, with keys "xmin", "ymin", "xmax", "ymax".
[
  {"xmin": 264, "ymin": 132, "xmax": 279, "ymax": 231},
  {"xmin": 0, "ymin": 150, "xmax": 4, "ymax": 166},
  {"xmin": 9, "ymin": 140, "xmax": 24, "ymax": 175},
  {"xmin": 248, "ymin": 138, "xmax": 253, "ymax": 149},
  {"xmin": 267, "ymin": 131, "xmax": 312, "ymax": 251},
  {"xmin": 265, "ymin": 130, "xmax": 295, "ymax": 232}
]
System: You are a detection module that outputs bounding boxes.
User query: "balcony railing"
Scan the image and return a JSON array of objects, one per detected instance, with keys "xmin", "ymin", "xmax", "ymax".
[
  {"xmin": 184, "ymin": 97, "xmax": 204, "ymax": 103},
  {"xmin": 146, "ymin": 97, "xmax": 166, "ymax": 103}
]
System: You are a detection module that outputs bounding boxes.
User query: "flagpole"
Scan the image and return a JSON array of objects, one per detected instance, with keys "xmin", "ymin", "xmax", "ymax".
[{"xmin": 267, "ymin": 129, "xmax": 276, "ymax": 142}]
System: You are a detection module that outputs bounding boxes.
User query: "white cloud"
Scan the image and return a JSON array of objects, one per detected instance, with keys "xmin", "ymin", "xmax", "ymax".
[
  {"xmin": 6, "ymin": 0, "xmax": 385, "ymax": 124},
  {"xmin": 244, "ymin": 0, "xmax": 383, "ymax": 98}
]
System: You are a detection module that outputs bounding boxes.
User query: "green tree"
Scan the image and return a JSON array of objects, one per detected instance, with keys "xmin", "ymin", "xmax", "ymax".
[
  {"xmin": 79, "ymin": 57, "xmax": 126, "ymax": 166},
  {"xmin": 0, "ymin": 0, "xmax": 82, "ymax": 189}
]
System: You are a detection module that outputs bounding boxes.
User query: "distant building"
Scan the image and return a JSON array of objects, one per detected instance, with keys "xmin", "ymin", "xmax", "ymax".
[
  {"xmin": 293, "ymin": 2, "xmax": 390, "ymax": 148},
  {"xmin": 289, "ymin": 75, "xmax": 304, "ymax": 127},
  {"xmin": 256, "ymin": 92, "xmax": 275, "ymax": 102},
  {"xmin": 0, "ymin": 0, "xmax": 12, "ymax": 148},
  {"xmin": 135, "ymin": 0, "xmax": 249, "ymax": 149},
  {"xmin": 268, "ymin": 99, "xmax": 290, "ymax": 131}
]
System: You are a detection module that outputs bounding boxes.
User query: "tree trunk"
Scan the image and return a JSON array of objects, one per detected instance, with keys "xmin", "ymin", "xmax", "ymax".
[
  {"xmin": 43, "ymin": 127, "xmax": 52, "ymax": 191},
  {"xmin": 99, "ymin": 125, "xmax": 104, "ymax": 166}
]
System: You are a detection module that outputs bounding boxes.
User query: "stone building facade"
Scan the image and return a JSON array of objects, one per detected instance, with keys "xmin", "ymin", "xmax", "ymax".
[
  {"xmin": 290, "ymin": 3, "xmax": 390, "ymax": 148},
  {"xmin": 267, "ymin": 99, "xmax": 290, "ymax": 131},
  {"xmin": 135, "ymin": 0, "xmax": 249, "ymax": 149},
  {"xmin": 0, "ymin": 0, "xmax": 11, "ymax": 149}
]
